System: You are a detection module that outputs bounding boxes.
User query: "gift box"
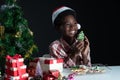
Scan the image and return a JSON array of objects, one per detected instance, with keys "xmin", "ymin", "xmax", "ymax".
[
  {"xmin": 28, "ymin": 58, "xmax": 43, "ymax": 77},
  {"xmin": 5, "ymin": 73, "xmax": 28, "ymax": 80},
  {"xmin": 21, "ymin": 73, "xmax": 29, "ymax": 80},
  {"xmin": 27, "ymin": 66, "xmax": 36, "ymax": 77},
  {"xmin": 5, "ymin": 54, "xmax": 29, "ymax": 80},
  {"xmin": 43, "ymin": 70, "xmax": 60, "ymax": 80},
  {"xmin": 29, "ymin": 58, "xmax": 39, "ymax": 67},
  {"xmin": 6, "ymin": 59, "xmax": 24, "ymax": 67},
  {"xmin": 43, "ymin": 74, "xmax": 56, "ymax": 80},
  {"xmin": 49, "ymin": 70, "xmax": 60, "ymax": 78},
  {"xmin": 5, "ymin": 74, "xmax": 19, "ymax": 80},
  {"xmin": 6, "ymin": 54, "xmax": 24, "ymax": 67},
  {"xmin": 38, "ymin": 57, "xmax": 63, "ymax": 72},
  {"xmin": 5, "ymin": 65, "xmax": 26, "ymax": 76}
]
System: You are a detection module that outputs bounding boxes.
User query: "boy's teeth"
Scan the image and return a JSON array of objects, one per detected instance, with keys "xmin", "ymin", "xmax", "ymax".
[{"xmin": 70, "ymin": 31, "xmax": 75, "ymax": 34}]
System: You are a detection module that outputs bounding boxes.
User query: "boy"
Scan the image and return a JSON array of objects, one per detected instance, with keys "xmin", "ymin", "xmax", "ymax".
[{"xmin": 49, "ymin": 6, "xmax": 91, "ymax": 68}]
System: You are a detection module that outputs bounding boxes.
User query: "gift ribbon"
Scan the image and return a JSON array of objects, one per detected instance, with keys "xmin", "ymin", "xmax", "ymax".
[
  {"xmin": 6, "ymin": 54, "xmax": 22, "ymax": 79},
  {"xmin": 6, "ymin": 54, "xmax": 22, "ymax": 60}
]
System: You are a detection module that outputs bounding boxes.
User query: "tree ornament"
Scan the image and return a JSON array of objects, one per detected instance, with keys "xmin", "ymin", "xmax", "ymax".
[
  {"xmin": 25, "ymin": 53, "xmax": 30, "ymax": 58},
  {"xmin": 24, "ymin": 45, "xmax": 37, "ymax": 58},
  {"xmin": 28, "ymin": 29, "xmax": 33, "ymax": 36},
  {"xmin": 0, "ymin": 25, "xmax": 5, "ymax": 36},
  {"xmin": 15, "ymin": 31, "xmax": 21, "ymax": 38}
]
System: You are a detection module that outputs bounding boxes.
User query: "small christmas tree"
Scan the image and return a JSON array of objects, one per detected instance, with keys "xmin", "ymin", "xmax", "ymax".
[{"xmin": 0, "ymin": 0, "xmax": 38, "ymax": 74}]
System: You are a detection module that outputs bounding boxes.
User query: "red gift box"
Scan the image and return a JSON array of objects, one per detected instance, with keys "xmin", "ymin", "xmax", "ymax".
[
  {"xmin": 27, "ymin": 66, "xmax": 36, "ymax": 77},
  {"xmin": 28, "ymin": 58, "xmax": 39, "ymax": 77},
  {"xmin": 38, "ymin": 57, "xmax": 63, "ymax": 72},
  {"xmin": 5, "ymin": 54, "xmax": 28, "ymax": 80},
  {"xmin": 21, "ymin": 73, "xmax": 29, "ymax": 80},
  {"xmin": 43, "ymin": 74, "xmax": 56, "ymax": 80},
  {"xmin": 28, "ymin": 58, "xmax": 43, "ymax": 77},
  {"xmin": 49, "ymin": 70, "xmax": 60, "ymax": 78},
  {"xmin": 6, "ymin": 59, "xmax": 24, "ymax": 67},
  {"xmin": 5, "ymin": 73, "xmax": 28, "ymax": 80},
  {"xmin": 29, "ymin": 58, "xmax": 39, "ymax": 67},
  {"xmin": 43, "ymin": 70, "xmax": 60, "ymax": 80},
  {"xmin": 5, "ymin": 74, "xmax": 20, "ymax": 80},
  {"xmin": 5, "ymin": 65, "xmax": 26, "ymax": 76},
  {"xmin": 6, "ymin": 54, "xmax": 24, "ymax": 67}
]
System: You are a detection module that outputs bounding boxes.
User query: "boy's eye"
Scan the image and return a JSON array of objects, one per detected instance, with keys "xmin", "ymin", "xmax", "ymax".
[
  {"xmin": 66, "ymin": 24, "xmax": 71, "ymax": 26},
  {"xmin": 74, "ymin": 23, "xmax": 77, "ymax": 25},
  {"xmin": 74, "ymin": 22, "xmax": 77, "ymax": 24},
  {"xmin": 64, "ymin": 23, "xmax": 71, "ymax": 27},
  {"xmin": 64, "ymin": 22, "xmax": 78, "ymax": 27}
]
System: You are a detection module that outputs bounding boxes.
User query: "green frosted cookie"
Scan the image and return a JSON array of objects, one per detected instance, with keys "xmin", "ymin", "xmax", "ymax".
[{"xmin": 77, "ymin": 31, "xmax": 84, "ymax": 41}]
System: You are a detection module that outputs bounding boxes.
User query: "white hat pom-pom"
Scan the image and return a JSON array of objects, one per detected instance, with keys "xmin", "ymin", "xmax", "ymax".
[{"xmin": 77, "ymin": 24, "xmax": 81, "ymax": 30}]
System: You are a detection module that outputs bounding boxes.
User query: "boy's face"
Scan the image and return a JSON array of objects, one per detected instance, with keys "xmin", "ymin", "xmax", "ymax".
[{"xmin": 60, "ymin": 15, "xmax": 78, "ymax": 38}]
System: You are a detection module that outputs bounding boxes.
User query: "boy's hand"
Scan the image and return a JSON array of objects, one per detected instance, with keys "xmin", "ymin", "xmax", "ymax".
[
  {"xmin": 70, "ymin": 40, "xmax": 84, "ymax": 54},
  {"xmin": 68, "ymin": 36, "xmax": 90, "ymax": 58},
  {"xmin": 81, "ymin": 36, "xmax": 90, "ymax": 57},
  {"xmin": 67, "ymin": 41, "xmax": 84, "ymax": 58},
  {"xmin": 71, "ymin": 36, "xmax": 89, "ymax": 55}
]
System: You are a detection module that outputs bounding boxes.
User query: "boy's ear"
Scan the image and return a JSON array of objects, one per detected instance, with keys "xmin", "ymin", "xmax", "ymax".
[{"xmin": 77, "ymin": 24, "xmax": 81, "ymax": 30}]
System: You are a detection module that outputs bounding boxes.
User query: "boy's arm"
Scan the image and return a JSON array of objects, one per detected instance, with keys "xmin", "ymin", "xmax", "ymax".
[{"xmin": 81, "ymin": 36, "xmax": 91, "ymax": 66}]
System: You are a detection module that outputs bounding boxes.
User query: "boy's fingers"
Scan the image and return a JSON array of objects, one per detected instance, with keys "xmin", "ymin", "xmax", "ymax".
[{"xmin": 76, "ymin": 42, "xmax": 82, "ymax": 48}]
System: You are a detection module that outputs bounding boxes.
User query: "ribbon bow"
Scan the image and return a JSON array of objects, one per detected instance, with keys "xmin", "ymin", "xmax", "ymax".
[{"xmin": 6, "ymin": 54, "xmax": 22, "ymax": 60}]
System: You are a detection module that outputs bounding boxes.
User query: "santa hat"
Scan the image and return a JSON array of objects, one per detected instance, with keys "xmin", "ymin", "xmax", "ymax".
[{"xmin": 52, "ymin": 6, "xmax": 81, "ymax": 29}]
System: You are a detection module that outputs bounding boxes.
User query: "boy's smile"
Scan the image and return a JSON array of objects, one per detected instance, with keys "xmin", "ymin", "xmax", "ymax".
[{"xmin": 69, "ymin": 31, "xmax": 76, "ymax": 34}]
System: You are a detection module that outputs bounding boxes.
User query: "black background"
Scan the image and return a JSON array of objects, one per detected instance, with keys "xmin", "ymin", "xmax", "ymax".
[{"xmin": 0, "ymin": 0, "xmax": 119, "ymax": 65}]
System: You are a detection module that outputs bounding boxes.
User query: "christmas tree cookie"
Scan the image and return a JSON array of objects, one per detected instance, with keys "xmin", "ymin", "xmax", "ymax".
[{"xmin": 77, "ymin": 31, "xmax": 85, "ymax": 41}]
